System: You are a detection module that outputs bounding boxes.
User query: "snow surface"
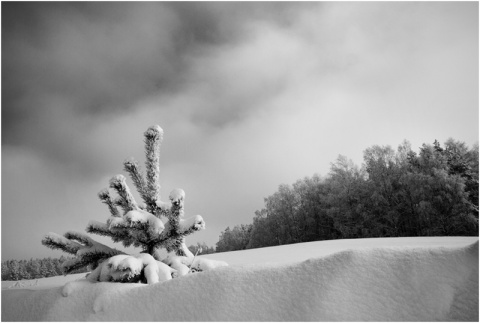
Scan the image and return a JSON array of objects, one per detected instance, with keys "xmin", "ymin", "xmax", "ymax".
[{"xmin": 2, "ymin": 237, "xmax": 478, "ymax": 321}]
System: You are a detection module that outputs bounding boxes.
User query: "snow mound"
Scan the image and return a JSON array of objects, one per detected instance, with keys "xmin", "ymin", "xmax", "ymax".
[
  {"xmin": 2, "ymin": 238, "xmax": 478, "ymax": 321},
  {"xmin": 84, "ymin": 253, "xmax": 178, "ymax": 285},
  {"xmin": 163, "ymin": 254, "xmax": 228, "ymax": 276}
]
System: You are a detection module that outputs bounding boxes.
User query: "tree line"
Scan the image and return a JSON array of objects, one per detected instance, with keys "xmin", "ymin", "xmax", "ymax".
[
  {"xmin": 216, "ymin": 139, "xmax": 479, "ymax": 252},
  {"xmin": 1, "ymin": 256, "xmax": 88, "ymax": 281}
]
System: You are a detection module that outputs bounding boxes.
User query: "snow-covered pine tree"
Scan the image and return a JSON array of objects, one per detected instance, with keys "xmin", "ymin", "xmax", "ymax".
[{"xmin": 42, "ymin": 125, "xmax": 226, "ymax": 284}]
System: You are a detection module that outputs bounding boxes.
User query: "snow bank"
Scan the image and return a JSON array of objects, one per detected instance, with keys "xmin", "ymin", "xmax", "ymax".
[
  {"xmin": 204, "ymin": 236, "xmax": 479, "ymax": 266},
  {"xmin": 2, "ymin": 237, "xmax": 478, "ymax": 321}
]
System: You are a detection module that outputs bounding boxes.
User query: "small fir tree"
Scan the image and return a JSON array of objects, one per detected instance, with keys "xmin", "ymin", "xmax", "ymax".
[{"xmin": 42, "ymin": 125, "xmax": 226, "ymax": 284}]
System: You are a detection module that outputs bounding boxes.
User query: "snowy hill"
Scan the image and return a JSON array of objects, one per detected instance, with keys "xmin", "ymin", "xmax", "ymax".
[{"xmin": 2, "ymin": 237, "xmax": 478, "ymax": 321}]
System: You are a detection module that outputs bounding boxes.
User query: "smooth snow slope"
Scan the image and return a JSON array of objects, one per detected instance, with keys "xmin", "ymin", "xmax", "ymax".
[
  {"xmin": 2, "ymin": 237, "xmax": 478, "ymax": 321},
  {"xmin": 201, "ymin": 236, "xmax": 478, "ymax": 266}
]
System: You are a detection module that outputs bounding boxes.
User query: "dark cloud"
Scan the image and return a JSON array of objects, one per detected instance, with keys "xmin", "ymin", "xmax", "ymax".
[
  {"xmin": 1, "ymin": 2, "xmax": 305, "ymax": 157},
  {"xmin": 3, "ymin": 3, "xmax": 178, "ymax": 120}
]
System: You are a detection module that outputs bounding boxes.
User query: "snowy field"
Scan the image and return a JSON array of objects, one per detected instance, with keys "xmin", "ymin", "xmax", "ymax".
[{"xmin": 2, "ymin": 236, "xmax": 478, "ymax": 321}]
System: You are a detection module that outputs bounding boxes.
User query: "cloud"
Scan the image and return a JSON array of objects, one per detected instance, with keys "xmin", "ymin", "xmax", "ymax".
[{"xmin": 1, "ymin": 2, "xmax": 309, "ymax": 169}]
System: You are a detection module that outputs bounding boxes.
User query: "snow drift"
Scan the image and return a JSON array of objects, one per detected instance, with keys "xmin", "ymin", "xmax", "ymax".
[{"xmin": 2, "ymin": 237, "xmax": 478, "ymax": 321}]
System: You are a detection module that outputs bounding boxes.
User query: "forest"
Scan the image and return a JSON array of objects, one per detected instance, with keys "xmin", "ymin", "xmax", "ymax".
[
  {"xmin": 216, "ymin": 139, "xmax": 479, "ymax": 252},
  {"xmin": 1, "ymin": 256, "xmax": 87, "ymax": 281}
]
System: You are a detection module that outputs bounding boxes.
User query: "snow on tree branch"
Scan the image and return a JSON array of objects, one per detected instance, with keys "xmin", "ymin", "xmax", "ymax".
[
  {"xmin": 42, "ymin": 232, "xmax": 83, "ymax": 255},
  {"xmin": 109, "ymin": 175, "xmax": 140, "ymax": 212},
  {"xmin": 123, "ymin": 158, "xmax": 149, "ymax": 208},
  {"xmin": 86, "ymin": 221, "xmax": 136, "ymax": 247},
  {"xmin": 42, "ymin": 125, "xmax": 227, "ymax": 284},
  {"xmin": 42, "ymin": 231, "xmax": 124, "ymax": 274},
  {"xmin": 144, "ymin": 125, "xmax": 163, "ymax": 204},
  {"xmin": 98, "ymin": 189, "xmax": 120, "ymax": 217},
  {"xmin": 86, "ymin": 253, "xmax": 176, "ymax": 284}
]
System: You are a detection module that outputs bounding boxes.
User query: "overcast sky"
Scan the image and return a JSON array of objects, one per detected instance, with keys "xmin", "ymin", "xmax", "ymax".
[{"xmin": 2, "ymin": 2, "xmax": 478, "ymax": 261}]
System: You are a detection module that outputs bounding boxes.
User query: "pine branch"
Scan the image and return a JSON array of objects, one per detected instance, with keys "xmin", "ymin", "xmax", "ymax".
[
  {"xmin": 123, "ymin": 210, "xmax": 165, "ymax": 237},
  {"xmin": 89, "ymin": 214, "xmax": 160, "ymax": 249},
  {"xmin": 62, "ymin": 257, "xmax": 91, "ymax": 274},
  {"xmin": 144, "ymin": 125, "xmax": 163, "ymax": 204},
  {"xmin": 76, "ymin": 242, "xmax": 124, "ymax": 260},
  {"xmin": 86, "ymin": 220, "xmax": 112, "ymax": 236},
  {"xmin": 155, "ymin": 201, "xmax": 172, "ymax": 218},
  {"xmin": 113, "ymin": 196, "xmax": 130, "ymax": 215},
  {"xmin": 109, "ymin": 220, "xmax": 151, "ymax": 244},
  {"xmin": 86, "ymin": 220, "xmax": 135, "ymax": 246},
  {"xmin": 43, "ymin": 231, "xmax": 125, "ymax": 274},
  {"xmin": 98, "ymin": 189, "xmax": 120, "ymax": 217},
  {"xmin": 63, "ymin": 245, "xmax": 124, "ymax": 274},
  {"xmin": 68, "ymin": 237, "xmax": 124, "ymax": 273},
  {"xmin": 63, "ymin": 231, "xmax": 94, "ymax": 246},
  {"xmin": 41, "ymin": 233, "xmax": 83, "ymax": 255},
  {"xmin": 109, "ymin": 175, "xmax": 140, "ymax": 212},
  {"xmin": 123, "ymin": 158, "xmax": 150, "ymax": 206}
]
